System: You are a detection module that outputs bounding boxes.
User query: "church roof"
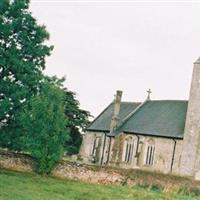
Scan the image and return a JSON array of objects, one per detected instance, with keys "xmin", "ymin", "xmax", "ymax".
[
  {"xmin": 87, "ymin": 100, "xmax": 188, "ymax": 139},
  {"xmin": 87, "ymin": 102, "xmax": 141, "ymax": 132},
  {"xmin": 119, "ymin": 100, "xmax": 188, "ymax": 138}
]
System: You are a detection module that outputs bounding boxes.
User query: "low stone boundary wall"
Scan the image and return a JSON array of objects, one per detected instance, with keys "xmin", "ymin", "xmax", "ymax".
[
  {"xmin": 0, "ymin": 150, "xmax": 33, "ymax": 172},
  {"xmin": 54, "ymin": 162, "xmax": 124, "ymax": 185},
  {"xmin": 0, "ymin": 150, "xmax": 124, "ymax": 185},
  {"xmin": 1, "ymin": 150, "xmax": 200, "ymax": 194}
]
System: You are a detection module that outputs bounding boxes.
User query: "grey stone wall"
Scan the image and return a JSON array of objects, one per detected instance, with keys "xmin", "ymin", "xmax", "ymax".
[
  {"xmin": 109, "ymin": 133, "xmax": 183, "ymax": 174},
  {"xmin": 80, "ymin": 131, "xmax": 183, "ymax": 175},
  {"xmin": 79, "ymin": 131, "xmax": 106, "ymax": 164},
  {"xmin": 180, "ymin": 58, "xmax": 200, "ymax": 177}
]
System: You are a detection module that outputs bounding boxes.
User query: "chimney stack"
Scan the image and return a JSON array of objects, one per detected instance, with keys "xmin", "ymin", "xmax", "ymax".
[{"xmin": 110, "ymin": 90, "xmax": 123, "ymax": 133}]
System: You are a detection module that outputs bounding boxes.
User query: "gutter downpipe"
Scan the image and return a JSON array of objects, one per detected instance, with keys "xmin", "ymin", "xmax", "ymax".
[
  {"xmin": 170, "ymin": 139, "xmax": 177, "ymax": 172},
  {"xmin": 100, "ymin": 133, "xmax": 107, "ymax": 165}
]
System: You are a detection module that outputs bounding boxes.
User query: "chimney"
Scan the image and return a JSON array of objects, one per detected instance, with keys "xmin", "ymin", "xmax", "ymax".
[{"xmin": 110, "ymin": 90, "xmax": 123, "ymax": 133}]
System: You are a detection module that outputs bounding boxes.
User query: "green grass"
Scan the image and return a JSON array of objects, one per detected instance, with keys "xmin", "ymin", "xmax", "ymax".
[{"xmin": 0, "ymin": 169, "xmax": 199, "ymax": 200}]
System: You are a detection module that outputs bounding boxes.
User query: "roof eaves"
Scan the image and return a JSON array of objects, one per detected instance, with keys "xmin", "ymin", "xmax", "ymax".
[
  {"xmin": 123, "ymin": 131, "xmax": 183, "ymax": 140},
  {"xmin": 86, "ymin": 129, "xmax": 110, "ymax": 133}
]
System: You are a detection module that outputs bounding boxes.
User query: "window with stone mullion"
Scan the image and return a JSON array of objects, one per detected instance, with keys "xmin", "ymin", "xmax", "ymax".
[
  {"xmin": 145, "ymin": 145, "xmax": 155, "ymax": 166},
  {"xmin": 125, "ymin": 142, "xmax": 134, "ymax": 163}
]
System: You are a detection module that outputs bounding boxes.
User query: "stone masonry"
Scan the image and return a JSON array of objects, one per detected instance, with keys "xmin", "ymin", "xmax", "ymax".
[
  {"xmin": 80, "ymin": 57, "xmax": 200, "ymax": 180},
  {"xmin": 180, "ymin": 57, "xmax": 200, "ymax": 177}
]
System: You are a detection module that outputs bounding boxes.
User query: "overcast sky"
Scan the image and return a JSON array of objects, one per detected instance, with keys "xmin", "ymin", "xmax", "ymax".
[{"xmin": 30, "ymin": 0, "xmax": 200, "ymax": 117}]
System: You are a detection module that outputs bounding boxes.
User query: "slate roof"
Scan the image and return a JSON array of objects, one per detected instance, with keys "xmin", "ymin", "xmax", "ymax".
[
  {"xmin": 87, "ymin": 102, "xmax": 141, "ymax": 132},
  {"xmin": 119, "ymin": 100, "xmax": 188, "ymax": 138},
  {"xmin": 87, "ymin": 100, "xmax": 188, "ymax": 139}
]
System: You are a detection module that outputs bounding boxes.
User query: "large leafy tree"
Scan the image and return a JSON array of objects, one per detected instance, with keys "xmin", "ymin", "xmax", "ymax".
[
  {"xmin": 19, "ymin": 82, "xmax": 68, "ymax": 174},
  {"xmin": 0, "ymin": 0, "xmax": 53, "ymax": 149},
  {"xmin": 0, "ymin": 0, "xmax": 90, "ymax": 172},
  {"xmin": 64, "ymin": 89, "xmax": 90, "ymax": 155},
  {"xmin": 64, "ymin": 88, "xmax": 90, "ymax": 155},
  {"xmin": 46, "ymin": 76, "xmax": 91, "ymax": 155}
]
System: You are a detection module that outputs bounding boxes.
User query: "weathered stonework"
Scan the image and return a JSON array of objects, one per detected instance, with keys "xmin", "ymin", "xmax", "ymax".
[
  {"xmin": 3, "ymin": 150, "xmax": 200, "ymax": 192},
  {"xmin": 0, "ymin": 151, "xmax": 33, "ymax": 172},
  {"xmin": 80, "ymin": 132, "xmax": 183, "ymax": 175},
  {"xmin": 109, "ymin": 134, "xmax": 124, "ymax": 165},
  {"xmin": 79, "ymin": 131, "xmax": 105, "ymax": 164},
  {"xmin": 180, "ymin": 58, "xmax": 200, "ymax": 177},
  {"xmin": 0, "ymin": 150, "xmax": 124, "ymax": 185},
  {"xmin": 79, "ymin": 57, "xmax": 200, "ymax": 180},
  {"xmin": 4, "ymin": 149, "xmax": 200, "ymax": 197},
  {"xmin": 119, "ymin": 134, "xmax": 182, "ymax": 174},
  {"xmin": 54, "ymin": 162, "xmax": 124, "ymax": 185}
]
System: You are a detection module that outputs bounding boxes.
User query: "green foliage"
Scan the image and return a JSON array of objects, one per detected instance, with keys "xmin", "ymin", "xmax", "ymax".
[
  {"xmin": 0, "ymin": 0, "xmax": 53, "ymax": 150},
  {"xmin": 64, "ymin": 89, "xmax": 90, "ymax": 154},
  {"xmin": 0, "ymin": 0, "xmax": 90, "ymax": 174},
  {"xmin": 19, "ymin": 83, "xmax": 68, "ymax": 174},
  {"xmin": 46, "ymin": 76, "xmax": 91, "ymax": 155}
]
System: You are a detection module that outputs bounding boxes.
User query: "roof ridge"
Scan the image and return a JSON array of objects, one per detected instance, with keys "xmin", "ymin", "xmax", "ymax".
[
  {"xmin": 119, "ymin": 100, "xmax": 148, "ymax": 125},
  {"xmin": 107, "ymin": 100, "xmax": 148, "ymax": 136}
]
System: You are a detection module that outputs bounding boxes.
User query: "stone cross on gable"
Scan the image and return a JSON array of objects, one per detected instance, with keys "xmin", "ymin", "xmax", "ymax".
[{"xmin": 147, "ymin": 89, "xmax": 152, "ymax": 100}]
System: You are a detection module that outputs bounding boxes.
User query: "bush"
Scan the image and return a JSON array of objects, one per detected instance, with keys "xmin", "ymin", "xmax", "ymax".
[{"xmin": 19, "ymin": 83, "xmax": 68, "ymax": 174}]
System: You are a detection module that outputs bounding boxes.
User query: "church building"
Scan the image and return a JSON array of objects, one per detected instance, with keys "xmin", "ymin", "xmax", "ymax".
[{"xmin": 79, "ymin": 57, "xmax": 200, "ymax": 179}]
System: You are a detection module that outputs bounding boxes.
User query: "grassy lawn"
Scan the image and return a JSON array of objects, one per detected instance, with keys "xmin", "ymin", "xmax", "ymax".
[{"xmin": 0, "ymin": 169, "xmax": 199, "ymax": 200}]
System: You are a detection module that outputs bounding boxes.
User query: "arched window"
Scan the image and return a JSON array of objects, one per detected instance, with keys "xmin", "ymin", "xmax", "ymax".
[
  {"xmin": 145, "ymin": 139, "xmax": 155, "ymax": 166},
  {"xmin": 124, "ymin": 136, "xmax": 134, "ymax": 163}
]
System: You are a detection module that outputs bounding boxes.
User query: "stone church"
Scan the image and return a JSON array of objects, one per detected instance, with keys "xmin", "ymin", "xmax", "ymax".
[{"xmin": 79, "ymin": 57, "xmax": 200, "ymax": 179}]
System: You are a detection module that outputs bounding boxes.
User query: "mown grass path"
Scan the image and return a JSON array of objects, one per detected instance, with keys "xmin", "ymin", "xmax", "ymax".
[{"xmin": 0, "ymin": 170, "xmax": 199, "ymax": 200}]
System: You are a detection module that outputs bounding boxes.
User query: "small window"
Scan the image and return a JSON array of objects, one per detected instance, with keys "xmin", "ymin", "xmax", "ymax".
[
  {"xmin": 124, "ymin": 137, "xmax": 134, "ymax": 163},
  {"xmin": 145, "ymin": 145, "xmax": 155, "ymax": 166},
  {"xmin": 125, "ymin": 143, "xmax": 134, "ymax": 162}
]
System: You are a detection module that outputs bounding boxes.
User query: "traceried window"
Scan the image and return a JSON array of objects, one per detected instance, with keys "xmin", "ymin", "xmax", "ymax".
[
  {"xmin": 145, "ymin": 143, "xmax": 155, "ymax": 166},
  {"xmin": 124, "ymin": 136, "xmax": 134, "ymax": 163}
]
